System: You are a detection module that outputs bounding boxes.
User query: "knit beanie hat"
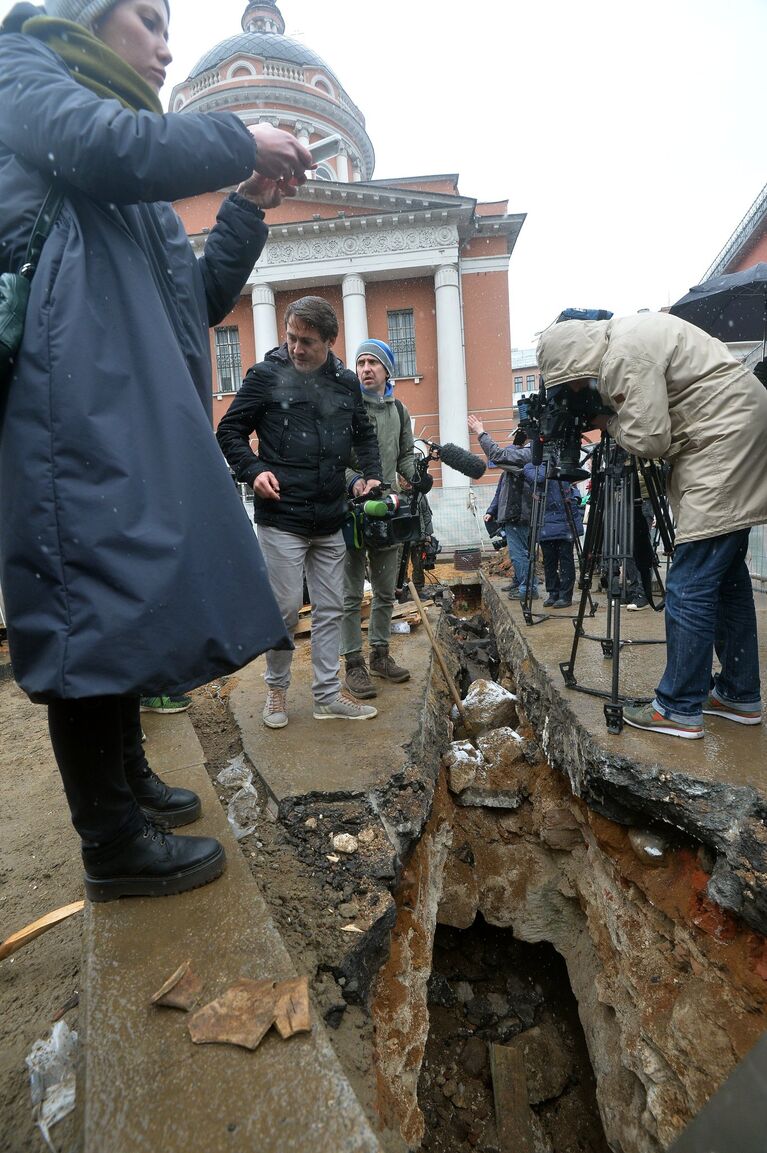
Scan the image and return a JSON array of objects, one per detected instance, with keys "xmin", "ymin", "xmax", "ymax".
[
  {"xmin": 355, "ymin": 338, "xmax": 396, "ymax": 379},
  {"xmin": 46, "ymin": 0, "xmax": 169, "ymax": 29}
]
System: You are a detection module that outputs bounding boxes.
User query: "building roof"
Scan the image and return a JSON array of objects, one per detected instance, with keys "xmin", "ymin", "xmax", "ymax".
[
  {"xmin": 189, "ymin": 32, "xmax": 338, "ymax": 81},
  {"xmin": 703, "ymin": 179, "xmax": 767, "ymax": 279}
]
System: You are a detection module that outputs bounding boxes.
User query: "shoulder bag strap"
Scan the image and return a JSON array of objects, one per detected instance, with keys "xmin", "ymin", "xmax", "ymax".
[{"xmin": 20, "ymin": 187, "xmax": 65, "ymax": 280}]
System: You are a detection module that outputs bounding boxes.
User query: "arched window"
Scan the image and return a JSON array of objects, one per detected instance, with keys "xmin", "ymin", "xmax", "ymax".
[{"xmin": 314, "ymin": 163, "xmax": 335, "ymax": 182}]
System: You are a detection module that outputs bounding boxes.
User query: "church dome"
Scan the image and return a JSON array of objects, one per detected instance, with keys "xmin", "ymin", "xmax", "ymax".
[
  {"xmin": 189, "ymin": 33, "xmax": 338, "ymax": 84},
  {"xmin": 170, "ymin": 1, "xmax": 374, "ymax": 181}
]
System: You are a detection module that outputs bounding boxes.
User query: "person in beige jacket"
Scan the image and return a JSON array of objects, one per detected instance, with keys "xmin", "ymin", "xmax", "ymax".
[{"xmin": 537, "ymin": 311, "xmax": 767, "ymax": 739}]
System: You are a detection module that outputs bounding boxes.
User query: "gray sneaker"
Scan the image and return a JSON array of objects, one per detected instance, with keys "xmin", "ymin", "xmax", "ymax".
[
  {"xmin": 313, "ymin": 695, "xmax": 377, "ymax": 721},
  {"xmin": 263, "ymin": 688, "xmax": 288, "ymax": 729}
]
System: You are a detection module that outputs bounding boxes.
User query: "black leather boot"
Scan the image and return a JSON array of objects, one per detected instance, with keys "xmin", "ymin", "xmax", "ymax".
[
  {"xmin": 83, "ymin": 822, "xmax": 225, "ymax": 901},
  {"xmin": 128, "ymin": 769, "xmax": 202, "ymax": 828}
]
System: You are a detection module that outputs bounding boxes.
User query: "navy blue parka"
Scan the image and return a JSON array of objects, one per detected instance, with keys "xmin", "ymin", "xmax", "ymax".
[
  {"xmin": 523, "ymin": 464, "xmax": 584, "ymax": 541},
  {"xmin": 0, "ymin": 29, "xmax": 290, "ymax": 701}
]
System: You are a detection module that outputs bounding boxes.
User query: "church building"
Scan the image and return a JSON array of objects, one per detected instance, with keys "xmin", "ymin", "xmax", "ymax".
[{"xmin": 171, "ymin": 0, "xmax": 525, "ymax": 547}]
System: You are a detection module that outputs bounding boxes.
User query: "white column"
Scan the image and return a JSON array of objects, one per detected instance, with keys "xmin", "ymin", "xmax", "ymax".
[
  {"xmin": 251, "ymin": 284, "xmax": 279, "ymax": 360},
  {"xmin": 434, "ymin": 264, "xmax": 469, "ymax": 488},
  {"xmin": 342, "ymin": 274, "xmax": 368, "ymax": 366},
  {"xmin": 295, "ymin": 122, "xmax": 312, "ymax": 178},
  {"xmin": 336, "ymin": 144, "xmax": 350, "ymax": 183}
]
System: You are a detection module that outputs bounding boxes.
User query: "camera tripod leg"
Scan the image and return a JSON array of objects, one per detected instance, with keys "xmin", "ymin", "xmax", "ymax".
[{"xmin": 521, "ymin": 464, "xmax": 549, "ymax": 624}]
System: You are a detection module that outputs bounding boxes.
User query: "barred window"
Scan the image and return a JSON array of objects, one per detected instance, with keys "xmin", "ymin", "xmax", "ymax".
[
  {"xmin": 215, "ymin": 326, "xmax": 242, "ymax": 393},
  {"xmin": 386, "ymin": 309, "xmax": 417, "ymax": 377},
  {"xmin": 513, "ymin": 376, "xmax": 523, "ymax": 389},
  {"xmin": 526, "ymin": 374, "xmax": 536, "ymax": 388}
]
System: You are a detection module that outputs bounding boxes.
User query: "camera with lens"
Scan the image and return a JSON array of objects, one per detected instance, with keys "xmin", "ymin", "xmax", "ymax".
[
  {"xmin": 345, "ymin": 487, "xmax": 423, "ymax": 551},
  {"xmin": 517, "ymin": 382, "xmax": 611, "ymax": 481}
]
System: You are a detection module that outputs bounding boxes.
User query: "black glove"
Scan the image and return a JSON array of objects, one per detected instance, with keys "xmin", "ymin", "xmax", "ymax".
[{"xmin": 410, "ymin": 472, "xmax": 434, "ymax": 494}]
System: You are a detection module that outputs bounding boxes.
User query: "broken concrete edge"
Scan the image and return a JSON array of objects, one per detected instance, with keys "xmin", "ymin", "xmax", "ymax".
[
  {"xmin": 481, "ymin": 575, "xmax": 767, "ymax": 937},
  {"xmin": 79, "ymin": 728, "xmax": 385, "ymax": 1153}
]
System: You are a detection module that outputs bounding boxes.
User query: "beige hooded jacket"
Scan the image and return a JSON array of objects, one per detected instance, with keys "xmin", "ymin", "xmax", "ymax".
[{"xmin": 536, "ymin": 313, "xmax": 767, "ymax": 543}]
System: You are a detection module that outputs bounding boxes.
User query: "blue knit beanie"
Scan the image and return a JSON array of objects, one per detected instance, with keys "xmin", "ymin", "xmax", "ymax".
[
  {"xmin": 355, "ymin": 339, "xmax": 396, "ymax": 379},
  {"xmin": 46, "ymin": 0, "xmax": 169, "ymax": 29}
]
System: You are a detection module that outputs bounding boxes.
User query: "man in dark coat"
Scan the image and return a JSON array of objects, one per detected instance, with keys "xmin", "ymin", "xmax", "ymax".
[
  {"xmin": 217, "ymin": 297, "xmax": 383, "ymax": 727},
  {"xmin": 0, "ymin": 0, "xmax": 311, "ymax": 900}
]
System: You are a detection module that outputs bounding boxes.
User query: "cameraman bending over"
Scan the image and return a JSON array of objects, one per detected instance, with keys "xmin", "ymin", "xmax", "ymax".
[
  {"xmin": 537, "ymin": 312, "xmax": 767, "ymax": 739},
  {"xmin": 342, "ymin": 340, "xmax": 418, "ymax": 699},
  {"xmin": 468, "ymin": 415, "xmax": 537, "ymax": 600}
]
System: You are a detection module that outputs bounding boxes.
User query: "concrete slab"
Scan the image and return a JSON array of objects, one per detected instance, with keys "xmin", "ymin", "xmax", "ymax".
[
  {"xmin": 498, "ymin": 580, "xmax": 767, "ymax": 791},
  {"xmin": 140, "ymin": 708, "xmax": 207, "ymax": 775},
  {"xmin": 483, "ymin": 575, "xmax": 767, "ymax": 934},
  {"xmin": 82, "ymin": 722, "xmax": 382, "ymax": 1153},
  {"xmin": 229, "ymin": 620, "xmax": 436, "ymax": 811}
]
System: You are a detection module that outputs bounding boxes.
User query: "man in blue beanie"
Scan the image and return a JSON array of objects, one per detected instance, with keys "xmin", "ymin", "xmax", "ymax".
[{"xmin": 341, "ymin": 339, "xmax": 417, "ymax": 698}]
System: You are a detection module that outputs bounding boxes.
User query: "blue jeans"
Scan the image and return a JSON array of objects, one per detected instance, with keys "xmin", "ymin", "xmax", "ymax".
[
  {"xmin": 504, "ymin": 521, "xmax": 538, "ymax": 595},
  {"xmin": 655, "ymin": 529, "xmax": 761, "ymax": 722}
]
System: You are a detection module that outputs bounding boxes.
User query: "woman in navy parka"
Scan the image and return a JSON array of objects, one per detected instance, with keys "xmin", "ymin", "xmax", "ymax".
[{"xmin": 0, "ymin": 0, "xmax": 310, "ymax": 899}]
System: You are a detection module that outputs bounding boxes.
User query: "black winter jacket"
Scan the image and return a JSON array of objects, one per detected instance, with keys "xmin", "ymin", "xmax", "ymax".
[{"xmin": 217, "ymin": 346, "xmax": 382, "ymax": 536}]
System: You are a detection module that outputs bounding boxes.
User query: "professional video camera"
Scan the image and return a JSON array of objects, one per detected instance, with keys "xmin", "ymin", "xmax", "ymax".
[
  {"xmin": 346, "ymin": 486, "xmax": 423, "ymax": 551},
  {"xmin": 517, "ymin": 382, "xmax": 611, "ymax": 481}
]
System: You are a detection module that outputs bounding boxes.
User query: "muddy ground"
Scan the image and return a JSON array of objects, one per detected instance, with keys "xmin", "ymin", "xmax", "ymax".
[{"xmin": 0, "ymin": 673, "xmax": 82, "ymax": 1153}]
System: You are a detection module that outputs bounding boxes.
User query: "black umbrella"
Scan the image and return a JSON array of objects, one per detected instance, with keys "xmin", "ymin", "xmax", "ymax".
[{"xmin": 669, "ymin": 262, "xmax": 767, "ymax": 358}]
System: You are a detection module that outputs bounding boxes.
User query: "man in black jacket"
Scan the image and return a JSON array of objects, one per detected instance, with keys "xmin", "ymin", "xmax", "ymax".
[{"xmin": 217, "ymin": 297, "xmax": 382, "ymax": 727}]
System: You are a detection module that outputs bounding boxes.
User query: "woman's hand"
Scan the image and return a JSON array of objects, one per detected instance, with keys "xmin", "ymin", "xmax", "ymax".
[
  {"xmin": 248, "ymin": 124, "xmax": 314, "ymax": 183},
  {"xmin": 236, "ymin": 172, "xmax": 293, "ymax": 208}
]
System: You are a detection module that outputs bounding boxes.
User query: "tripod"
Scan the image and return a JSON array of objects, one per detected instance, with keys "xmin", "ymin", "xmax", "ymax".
[
  {"xmin": 559, "ymin": 434, "xmax": 675, "ymax": 733},
  {"xmin": 520, "ymin": 456, "xmax": 595, "ymax": 625}
]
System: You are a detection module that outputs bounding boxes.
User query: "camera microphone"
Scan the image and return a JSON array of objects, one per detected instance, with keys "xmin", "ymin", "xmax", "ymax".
[
  {"xmin": 426, "ymin": 440, "xmax": 487, "ymax": 480},
  {"xmin": 362, "ymin": 494, "xmax": 400, "ymax": 518}
]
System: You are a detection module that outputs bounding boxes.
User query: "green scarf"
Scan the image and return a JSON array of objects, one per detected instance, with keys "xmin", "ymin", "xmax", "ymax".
[{"xmin": 22, "ymin": 15, "xmax": 163, "ymax": 114}]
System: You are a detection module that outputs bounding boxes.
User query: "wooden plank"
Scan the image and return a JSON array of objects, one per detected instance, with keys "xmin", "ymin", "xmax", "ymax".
[
  {"xmin": 490, "ymin": 1042, "xmax": 535, "ymax": 1153},
  {"xmin": 292, "ymin": 600, "xmax": 416, "ymax": 639},
  {"xmin": 0, "ymin": 901, "xmax": 85, "ymax": 961}
]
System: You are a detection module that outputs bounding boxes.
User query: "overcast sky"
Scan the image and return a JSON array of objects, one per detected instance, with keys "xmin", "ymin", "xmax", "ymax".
[{"xmin": 3, "ymin": 0, "xmax": 765, "ymax": 347}]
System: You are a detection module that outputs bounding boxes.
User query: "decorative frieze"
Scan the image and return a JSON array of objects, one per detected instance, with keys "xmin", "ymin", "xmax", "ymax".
[{"xmin": 259, "ymin": 225, "xmax": 458, "ymax": 266}]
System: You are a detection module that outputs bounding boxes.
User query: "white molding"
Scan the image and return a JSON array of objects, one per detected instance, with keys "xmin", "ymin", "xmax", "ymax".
[
  {"xmin": 246, "ymin": 244, "xmax": 460, "ymax": 288},
  {"xmin": 225, "ymin": 59, "xmax": 257, "ymax": 80},
  {"xmin": 253, "ymin": 223, "xmax": 460, "ymax": 270},
  {"xmin": 460, "ymin": 255, "xmax": 511, "ymax": 274}
]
